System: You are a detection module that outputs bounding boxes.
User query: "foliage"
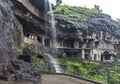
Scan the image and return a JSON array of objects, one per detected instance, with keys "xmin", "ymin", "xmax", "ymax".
[
  {"xmin": 32, "ymin": 52, "xmax": 45, "ymax": 68},
  {"xmin": 53, "ymin": 5, "xmax": 100, "ymax": 21},
  {"xmin": 94, "ymin": 5, "xmax": 102, "ymax": 12},
  {"xmin": 58, "ymin": 58, "xmax": 120, "ymax": 83},
  {"xmin": 32, "ymin": 52, "xmax": 56, "ymax": 73},
  {"xmin": 56, "ymin": 0, "xmax": 62, "ymax": 6}
]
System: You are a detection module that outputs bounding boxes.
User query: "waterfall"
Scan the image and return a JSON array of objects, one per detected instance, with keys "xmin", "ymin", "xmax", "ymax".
[
  {"xmin": 43, "ymin": 0, "xmax": 62, "ymax": 73},
  {"xmin": 45, "ymin": 54, "xmax": 63, "ymax": 73},
  {"xmin": 44, "ymin": 0, "xmax": 49, "ymax": 21},
  {"xmin": 48, "ymin": 1, "xmax": 57, "ymax": 48}
]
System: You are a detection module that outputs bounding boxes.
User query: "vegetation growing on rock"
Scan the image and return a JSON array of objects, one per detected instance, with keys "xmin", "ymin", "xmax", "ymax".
[
  {"xmin": 58, "ymin": 58, "xmax": 120, "ymax": 83},
  {"xmin": 54, "ymin": 6, "xmax": 100, "ymax": 21}
]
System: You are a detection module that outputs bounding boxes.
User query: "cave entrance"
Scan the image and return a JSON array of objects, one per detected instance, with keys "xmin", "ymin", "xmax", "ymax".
[
  {"xmin": 101, "ymin": 55, "xmax": 104, "ymax": 61},
  {"xmin": 94, "ymin": 54, "xmax": 97, "ymax": 61},
  {"xmin": 24, "ymin": 33, "xmax": 30, "ymax": 38},
  {"xmin": 63, "ymin": 38, "xmax": 74, "ymax": 48},
  {"xmin": 66, "ymin": 52, "xmax": 78, "ymax": 57},
  {"xmin": 101, "ymin": 51, "xmax": 111, "ymax": 61},
  {"xmin": 64, "ymin": 49, "xmax": 81, "ymax": 58},
  {"xmin": 85, "ymin": 54, "xmax": 91, "ymax": 61},
  {"xmin": 37, "ymin": 36, "xmax": 42, "ymax": 43}
]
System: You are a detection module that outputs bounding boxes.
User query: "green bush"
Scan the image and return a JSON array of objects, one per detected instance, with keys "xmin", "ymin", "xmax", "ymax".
[{"xmin": 57, "ymin": 58, "xmax": 120, "ymax": 83}]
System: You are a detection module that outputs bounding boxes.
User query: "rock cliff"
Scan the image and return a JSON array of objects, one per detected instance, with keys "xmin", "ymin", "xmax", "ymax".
[
  {"xmin": 0, "ymin": 0, "xmax": 23, "ymax": 63},
  {"xmin": 0, "ymin": 0, "xmax": 41, "ymax": 84},
  {"xmin": 53, "ymin": 6, "xmax": 120, "ymax": 61},
  {"xmin": 54, "ymin": 6, "xmax": 120, "ymax": 40},
  {"xmin": 0, "ymin": 0, "xmax": 120, "ymax": 83},
  {"xmin": 10, "ymin": 0, "xmax": 49, "ymax": 35}
]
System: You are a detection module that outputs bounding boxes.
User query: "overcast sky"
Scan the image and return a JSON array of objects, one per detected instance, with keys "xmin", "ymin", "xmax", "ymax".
[{"xmin": 49, "ymin": 0, "xmax": 120, "ymax": 20}]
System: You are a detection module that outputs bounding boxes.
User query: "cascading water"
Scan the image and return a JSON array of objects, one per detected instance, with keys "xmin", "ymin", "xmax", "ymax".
[
  {"xmin": 48, "ymin": 1, "xmax": 57, "ymax": 48},
  {"xmin": 43, "ymin": 0, "xmax": 62, "ymax": 73},
  {"xmin": 45, "ymin": 54, "xmax": 63, "ymax": 73}
]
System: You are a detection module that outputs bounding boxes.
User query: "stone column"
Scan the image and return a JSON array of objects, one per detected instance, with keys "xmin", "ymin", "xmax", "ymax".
[
  {"xmin": 98, "ymin": 53, "xmax": 101, "ymax": 61},
  {"xmin": 61, "ymin": 41, "xmax": 63, "ymax": 48},
  {"xmin": 82, "ymin": 49, "xmax": 85, "ymax": 59},
  {"xmin": 90, "ymin": 50, "xmax": 93, "ymax": 60},
  {"xmin": 31, "ymin": 35, "xmax": 34, "ymax": 39},
  {"xmin": 93, "ymin": 54, "xmax": 99, "ymax": 61},
  {"xmin": 95, "ymin": 54, "xmax": 98, "ymax": 61},
  {"xmin": 103, "ymin": 56, "xmax": 105, "ymax": 62},
  {"xmin": 74, "ymin": 41, "xmax": 79, "ymax": 48},
  {"xmin": 110, "ymin": 56, "xmax": 114, "ymax": 61},
  {"xmin": 42, "ymin": 37, "xmax": 45, "ymax": 46},
  {"xmin": 29, "ymin": 35, "xmax": 32, "ymax": 39},
  {"xmin": 100, "ymin": 31, "xmax": 103, "ymax": 40},
  {"xmin": 82, "ymin": 43, "xmax": 86, "ymax": 48},
  {"xmin": 50, "ymin": 39, "xmax": 52, "ymax": 47}
]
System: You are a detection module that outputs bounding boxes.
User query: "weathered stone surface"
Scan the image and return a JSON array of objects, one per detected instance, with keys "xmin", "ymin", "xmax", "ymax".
[
  {"xmin": 9, "ymin": 59, "xmax": 41, "ymax": 84},
  {"xmin": 0, "ymin": 0, "xmax": 41, "ymax": 84},
  {"xmin": 55, "ymin": 13, "xmax": 120, "ymax": 38},
  {"xmin": 10, "ymin": 0, "xmax": 50, "ymax": 35},
  {"xmin": 0, "ymin": 0, "xmax": 23, "ymax": 61}
]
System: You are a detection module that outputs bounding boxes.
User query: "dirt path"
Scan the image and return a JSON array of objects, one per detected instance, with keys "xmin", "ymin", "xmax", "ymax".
[{"xmin": 42, "ymin": 74, "xmax": 97, "ymax": 84}]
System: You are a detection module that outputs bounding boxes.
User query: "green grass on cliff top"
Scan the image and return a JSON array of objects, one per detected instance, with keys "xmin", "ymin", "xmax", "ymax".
[{"xmin": 53, "ymin": 5, "xmax": 100, "ymax": 21}]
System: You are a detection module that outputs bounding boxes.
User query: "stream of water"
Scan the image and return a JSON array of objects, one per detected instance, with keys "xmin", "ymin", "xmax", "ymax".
[
  {"xmin": 43, "ymin": 1, "xmax": 63, "ymax": 73},
  {"xmin": 45, "ymin": 53, "xmax": 63, "ymax": 73},
  {"xmin": 48, "ymin": 2, "xmax": 57, "ymax": 48}
]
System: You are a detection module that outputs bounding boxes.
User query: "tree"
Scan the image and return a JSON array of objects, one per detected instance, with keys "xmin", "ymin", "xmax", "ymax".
[
  {"xmin": 94, "ymin": 5, "xmax": 102, "ymax": 12},
  {"xmin": 56, "ymin": 0, "xmax": 62, "ymax": 6}
]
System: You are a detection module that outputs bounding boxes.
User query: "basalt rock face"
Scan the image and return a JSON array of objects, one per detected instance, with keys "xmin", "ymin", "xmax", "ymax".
[
  {"xmin": 0, "ymin": 0, "xmax": 23, "ymax": 63},
  {"xmin": 54, "ymin": 7, "xmax": 120, "ymax": 59},
  {"xmin": 0, "ymin": 0, "xmax": 41, "ymax": 84},
  {"xmin": 88, "ymin": 14, "xmax": 120, "ymax": 36},
  {"xmin": 9, "ymin": 59, "xmax": 41, "ymax": 84},
  {"xmin": 55, "ymin": 13, "xmax": 120, "ymax": 39},
  {"xmin": 10, "ymin": 0, "xmax": 50, "ymax": 35}
]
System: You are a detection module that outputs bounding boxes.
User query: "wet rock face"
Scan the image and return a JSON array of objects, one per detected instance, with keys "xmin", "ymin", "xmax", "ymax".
[{"xmin": 0, "ymin": 0, "xmax": 41, "ymax": 84}]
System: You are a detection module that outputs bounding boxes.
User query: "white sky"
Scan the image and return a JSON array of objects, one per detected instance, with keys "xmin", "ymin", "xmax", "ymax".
[{"xmin": 49, "ymin": 0, "xmax": 120, "ymax": 20}]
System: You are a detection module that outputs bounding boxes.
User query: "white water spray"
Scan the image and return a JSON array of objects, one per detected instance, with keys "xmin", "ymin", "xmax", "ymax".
[
  {"xmin": 43, "ymin": 0, "xmax": 63, "ymax": 73},
  {"xmin": 45, "ymin": 54, "xmax": 63, "ymax": 73},
  {"xmin": 48, "ymin": 2, "xmax": 57, "ymax": 48}
]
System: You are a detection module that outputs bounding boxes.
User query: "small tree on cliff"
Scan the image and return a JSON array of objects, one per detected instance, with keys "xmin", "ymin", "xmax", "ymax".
[
  {"xmin": 94, "ymin": 5, "xmax": 102, "ymax": 12},
  {"xmin": 56, "ymin": 0, "xmax": 62, "ymax": 6}
]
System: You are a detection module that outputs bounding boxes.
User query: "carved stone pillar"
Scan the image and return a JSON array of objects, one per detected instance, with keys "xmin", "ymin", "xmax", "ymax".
[{"xmin": 82, "ymin": 49, "xmax": 85, "ymax": 59}]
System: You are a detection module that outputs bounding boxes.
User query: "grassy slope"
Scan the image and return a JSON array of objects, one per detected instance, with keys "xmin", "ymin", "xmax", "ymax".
[{"xmin": 53, "ymin": 6, "xmax": 100, "ymax": 21}]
